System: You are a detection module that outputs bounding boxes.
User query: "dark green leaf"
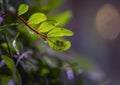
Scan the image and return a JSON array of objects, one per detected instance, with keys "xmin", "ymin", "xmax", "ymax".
[
  {"xmin": 41, "ymin": 68, "xmax": 49, "ymax": 76},
  {"xmin": 14, "ymin": 70, "xmax": 21, "ymax": 85},
  {"xmin": 48, "ymin": 0, "xmax": 62, "ymax": 10},
  {"xmin": 43, "ymin": 56, "xmax": 58, "ymax": 68},
  {"xmin": 0, "ymin": 75, "xmax": 12, "ymax": 85},
  {"xmin": 2, "ymin": 55, "xmax": 15, "ymax": 73},
  {"xmin": 1, "ymin": 55, "xmax": 21, "ymax": 85}
]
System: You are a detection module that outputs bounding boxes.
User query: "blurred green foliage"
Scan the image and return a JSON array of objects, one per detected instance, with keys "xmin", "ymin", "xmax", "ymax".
[{"xmin": 0, "ymin": 0, "xmax": 98, "ymax": 85}]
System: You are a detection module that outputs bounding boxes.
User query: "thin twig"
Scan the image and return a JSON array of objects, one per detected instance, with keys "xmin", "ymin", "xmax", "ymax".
[
  {"xmin": 2, "ymin": 13, "xmax": 48, "ymax": 39},
  {"xmin": 3, "ymin": 33, "xmax": 12, "ymax": 57}
]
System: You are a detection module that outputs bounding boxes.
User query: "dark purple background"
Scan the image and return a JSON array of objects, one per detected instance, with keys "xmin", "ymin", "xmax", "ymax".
[{"xmin": 60, "ymin": 0, "xmax": 120, "ymax": 85}]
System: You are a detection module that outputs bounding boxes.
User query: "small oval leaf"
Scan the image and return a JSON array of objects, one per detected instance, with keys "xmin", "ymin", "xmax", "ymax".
[
  {"xmin": 18, "ymin": 4, "xmax": 29, "ymax": 15},
  {"xmin": 47, "ymin": 37, "xmax": 71, "ymax": 51},
  {"xmin": 47, "ymin": 28, "xmax": 73, "ymax": 37},
  {"xmin": 37, "ymin": 21, "xmax": 54, "ymax": 32},
  {"xmin": 49, "ymin": 11, "xmax": 72, "ymax": 26},
  {"xmin": 28, "ymin": 13, "xmax": 47, "ymax": 24}
]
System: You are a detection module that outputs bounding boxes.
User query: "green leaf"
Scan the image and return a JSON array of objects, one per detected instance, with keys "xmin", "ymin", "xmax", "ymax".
[
  {"xmin": 2, "ymin": 55, "xmax": 15, "ymax": 73},
  {"xmin": 48, "ymin": 0, "xmax": 62, "ymax": 10},
  {"xmin": 1, "ymin": 40, "xmax": 22, "ymax": 55},
  {"xmin": 37, "ymin": 21, "xmax": 54, "ymax": 32},
  {"xmin": 47, "ymin": 28, "xmax": 73, "ymax": 37},
  {"xmin": 1, "ymin": 55, "xmax": 21, "ymax": 85},
  {"xmin": 18, "ymin": 4, "xmax": 29, "ymax": 15},
  {"xmin": 28, "ymin": 13, "xmax": 47, "ymax": 24},
  {"xmin": 49, "ymin": 11, "xmax": 72, "ymax": 26},
  {"xmin": 29, "ymin": 24, "xmax": 39, "ymax": 30},
  {"xmin": 0, "ymin": 75, "xmax": 12, "ymax": 85},
  {"xmin": 12, "ymin": 33, "xmax": 22, "ymax": 55},
  {"xmin": 43, "ymin": 56, "xmax": 58, "ymax": 68},
  {"xmin": 40, "ymin": 0, "xmax": 62, "ymax": 11},
  {"xmin": 47, "ymin": 37, "xmax": 71, "ymax": 51},
  {"xmin": 47, "ymin": 20, "xmax": 59, "ymax": 27},
  {"xmin": 1, "ymin": 42, "xmax": 16, "ymax": 54},
  {"xmin": 14, "ymin": 70, "xmax": 21, "ymax": 85},
  {"xmin": 41, "ymin": 68, "xmax": 49, "ymax": 76}
]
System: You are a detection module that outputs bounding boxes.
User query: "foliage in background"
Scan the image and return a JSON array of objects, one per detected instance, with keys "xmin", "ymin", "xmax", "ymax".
[
  {"xmin": 0, "ymin": 0, "xmax": 73, "ymax": 84},
  {"xmin": 0, "ymin": 0, "xmax": 104, "ymax": 85}
]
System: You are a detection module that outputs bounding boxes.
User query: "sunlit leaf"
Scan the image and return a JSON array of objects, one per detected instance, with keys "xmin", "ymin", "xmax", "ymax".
[
  {"xmin": 47, "ymin": 28, "xmax": 73, "ymax": 37},
  {"xmin": 28, "ymin": 13, "xmax": 47, "ymax": 24},
  {"xmin": 29, "ymin": 24, "xmax": 39, "ymax": 30},
  {"xmin": 47, "ymin": 37, "xmax": 71, "ymax": 51},
  {"xmin": 37, "ymin": 21, "xmax": 54, "ymax": 32},
  {"xmin": 49, "ymin": 11, "xmax": 72, "ymax": 26},
  {"xmin": 47, "ymin": 20, "xmax": 59, "ymax": 27},
  {"xmin": 18, "ymin": 4, "xmax": 29, "ymax": 15},
  {"xmin": 26, "ymin": 24, "xmax": 39, "ymax": 34}
]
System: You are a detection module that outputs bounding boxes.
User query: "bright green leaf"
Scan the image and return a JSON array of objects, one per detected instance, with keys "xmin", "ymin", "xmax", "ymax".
[
  {"xmin": 37, "ymin": 21, "xmax": 54, "ymax": 32},
  {"xmin": 18, "ymin": 4, "xmax": 29, "ymax": 15},
  {"xmin": 47, "ymin": 20, "xmax": 59, "ymax": 27},
  {"xmin": 28, "ymin": 13, "xmax": 47, "ymax": 24},
  {"xmin": 47, "ymin": 28, "xmax": 73, "ymax": 37},
  {"xmin": 47, "ymin": 37, "xmax": 71, "ymax": 51},
  {"xmin": 49, "ymin": 11, "xmax": 72, "ymax": 26},
  {"xmin": 29, "ymin": 24, "xmax": 39, "ymax": 30}
]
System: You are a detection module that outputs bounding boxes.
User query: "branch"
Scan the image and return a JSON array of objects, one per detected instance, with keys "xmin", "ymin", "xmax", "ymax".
[
  {"xmin": 3, "ymin": 33, "xmax": 12, "ymax": 57},
  {"xmin": 2, "ymin": 13, "xmax": 48, "ymax": 39}
]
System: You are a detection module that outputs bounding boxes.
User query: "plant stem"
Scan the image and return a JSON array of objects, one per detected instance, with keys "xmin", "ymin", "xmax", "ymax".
[
  {"xmin": 2, "ymin": 13, "xmax": 48, "ymax": 39},
  {"xmin": 3, "ymin": 33, "xmax": 12, "ymax": 57}
]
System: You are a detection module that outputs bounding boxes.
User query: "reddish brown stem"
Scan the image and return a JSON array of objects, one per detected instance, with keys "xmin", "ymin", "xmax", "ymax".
[{"xmin": 2, "ymin": 13, "xmax": 48, "ymax": 39}]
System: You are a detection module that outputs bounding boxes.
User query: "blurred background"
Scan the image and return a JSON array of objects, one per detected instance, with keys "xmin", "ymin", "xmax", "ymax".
[{"xmin": 1, "ymin": 0, "xmax": 120, "ymax": 85}]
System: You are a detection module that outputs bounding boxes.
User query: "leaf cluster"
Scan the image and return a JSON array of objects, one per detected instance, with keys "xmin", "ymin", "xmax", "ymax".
[{"xmin": 0, "ymin": 1, "xmax": 74, "ymax": 85}]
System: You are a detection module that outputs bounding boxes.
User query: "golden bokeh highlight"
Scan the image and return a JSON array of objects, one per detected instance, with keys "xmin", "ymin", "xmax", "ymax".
[{"xmin": 96, "ymin": 4, "xmax": 120, "ymax": 40}]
